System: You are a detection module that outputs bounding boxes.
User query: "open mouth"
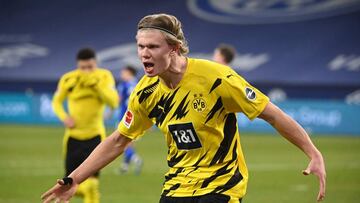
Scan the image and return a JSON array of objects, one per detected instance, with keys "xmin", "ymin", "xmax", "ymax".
[
  {"xmin": 143, "ymin": 62, "xmax": 155, "ymax": 73},
  {"xmin": 143, "ymin": 62, "xmax": 154, "ymax": 68}
]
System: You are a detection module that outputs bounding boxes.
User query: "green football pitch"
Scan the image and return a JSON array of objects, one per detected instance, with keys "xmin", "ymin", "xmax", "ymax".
[{"xmin": 1, "ymin": 124, "xmax": 359, "ymax": 203}]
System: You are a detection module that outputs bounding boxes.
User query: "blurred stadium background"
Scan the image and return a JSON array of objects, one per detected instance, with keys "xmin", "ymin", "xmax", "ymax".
[{"xmin": 1, "ymin": 0, "xmax": 359, "ymax": 202}]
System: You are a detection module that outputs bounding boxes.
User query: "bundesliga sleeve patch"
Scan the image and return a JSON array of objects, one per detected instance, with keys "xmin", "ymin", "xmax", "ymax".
[
  {"xmin": 123, "ymin": 110, "xmax": 133, "ymax": 128},
  {"xmin": 245, "ymin": 87, "xmax": 256, "ymax": 101}
]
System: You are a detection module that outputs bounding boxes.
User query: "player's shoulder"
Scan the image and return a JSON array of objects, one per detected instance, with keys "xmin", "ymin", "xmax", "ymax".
[
  {"xmin": 96, "ymin": 67, "xmax": 113, "ymax": 76},
  {"xmin": 189, "ymin": 58, "xmax": 236, "ymax": 79},
  {"xmin": 96, "ymin": 67, "xmax": 111, "ymax": 73},
  {"xmin": 135, "ymin": 75, "xmax": 160, "ymax": 92},
  {"xmin": 127, "ymin": 76, "xmax": 159, "ymax": 107},
  {"xmin": 130, "ymin": 76, "xmax": 160, "ymax": 103},
  {"xmin": 59, "ymin": 69, "xmax": 79, "ymax": 81}
]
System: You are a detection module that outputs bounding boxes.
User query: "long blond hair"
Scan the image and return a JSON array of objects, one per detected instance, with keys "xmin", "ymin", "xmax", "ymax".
[{"xmin": 137, "ymin": 13, "xmax": 189, "ymax": 55}]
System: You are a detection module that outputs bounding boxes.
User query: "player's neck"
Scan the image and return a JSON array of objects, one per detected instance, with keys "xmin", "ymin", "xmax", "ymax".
[{"xmin": 159, "ymin": 56, "xmax": 187, "ymax": 89}]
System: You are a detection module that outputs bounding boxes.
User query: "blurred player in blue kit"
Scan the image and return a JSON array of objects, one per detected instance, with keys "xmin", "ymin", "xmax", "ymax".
[{"xmin": 116, "ymin": 66, "xmax": 143, "ymax": 175}]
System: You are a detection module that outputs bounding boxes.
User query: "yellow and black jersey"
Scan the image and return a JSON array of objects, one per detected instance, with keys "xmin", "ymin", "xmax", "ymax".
[
  {"xmin": 52, "ymin": 68, "xmax": 119, "ymax": 141},
  {"xmin": 118, "ymin": 58, "xmax": 269, "ymax": 199}
]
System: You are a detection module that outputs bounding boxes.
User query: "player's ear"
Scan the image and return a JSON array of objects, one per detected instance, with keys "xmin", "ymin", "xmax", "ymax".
[
  {"xmin": 169, "ymin": 47, "xmax": 175, "ymax": 57},
  {"xmin": 170, "ymin": 44, "xmax": 179, "ymax": 55}
]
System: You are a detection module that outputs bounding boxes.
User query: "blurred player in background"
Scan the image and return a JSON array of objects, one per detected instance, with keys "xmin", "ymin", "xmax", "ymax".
[
  {"xmin": 213, "ymin": 43, "xmax": 236, "ymax": 66},
  {"xmin": 43, "ymin": 14, "xmax": 326, "ymax": 203},
  {"xmin": 51, "ymin": 48, "xmax": 119, "ymax": 203},
  {"xmin": 116, "ymin": 66, "xmax": 143, "ymax": 175}
]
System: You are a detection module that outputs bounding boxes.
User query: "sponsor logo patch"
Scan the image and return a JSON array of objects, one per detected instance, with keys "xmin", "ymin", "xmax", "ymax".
[
  {"xmin": 123, "ymin": 110, "xmax": 133, "ymax": 128},
  {"xmin": 245, "ymin": 87, "xmax": 256, "ymax": 101},
  {"xmin": 168, "ymin": 122, "xmax": 202, "ymax": 150}
]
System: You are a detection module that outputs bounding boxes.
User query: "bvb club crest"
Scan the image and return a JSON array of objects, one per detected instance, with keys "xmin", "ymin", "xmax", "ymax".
[{"xmin": 192, "ymin": 93, "xmax": 206, "ymax": 112}]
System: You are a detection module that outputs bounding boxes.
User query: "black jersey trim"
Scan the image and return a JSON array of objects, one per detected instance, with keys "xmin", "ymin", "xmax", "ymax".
[
  {"xmin": 209, "ymin": 78, "xmax": 222, "ymax": 94},
  {"xmin": 148, "ymin": 88, "xmax": 179, "ymax": 126},
  {"xmin": 226, "ymin": 74, "xmax": 234, "ymax": 78},
  {"xmin": 170, "ymin": 91, "xmax": 190, "ymax": 121},
  {"xmin": 168, "ymin": 151, "xmax": 187, "ymax": 167},
  {"xmin": 201, "ymin": 161, "xmax": 233, "ymax": 188},
  {"xmin": 185, "ymin": 153, "xmax": 207, "ymax": 177},
  {"xmin": 211, "ymin": 143, "xmax": 243, "ymax": 194},
  {"xmin": 137, "ymin": 79, "xmax": 160, "ymax": 103},
  {"xmin": 162, "ymin": 183, "xmax": 181, "ymax": 196},
  {"xmin": 164, "ymin": 167, "xmax": 184, "ymax": 183},
  {"xmin": 205, "ymin": 97, "xmax": 223, "ymax": 124},
  {"xmin": 211, "ymin": 167, "xmax": 243, "ymax": 194},
  {"xmin": 209, "ymin": 113, "xmax": 237, "ymax": 166}
]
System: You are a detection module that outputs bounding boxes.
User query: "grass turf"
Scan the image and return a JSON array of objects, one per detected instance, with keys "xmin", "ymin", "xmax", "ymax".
[{"xmin": 0, "ymin": 124, "xmax": 359, "ymax": 202}]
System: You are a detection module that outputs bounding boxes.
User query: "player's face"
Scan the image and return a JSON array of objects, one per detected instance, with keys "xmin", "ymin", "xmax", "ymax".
[
  {"xmin": 213, "ymin": 49, "xmax": 226, "ymax": 65},
  {"xmin": 136, "ymin": 30, "xmax": 173, "ymax": 77},
  {"xmin": 77, "ymin": 59, "xmax": 97, "ymax": 73},
  {"xmin": 120, "ymin": 69, "xmax": 133, "ymax": 81}
]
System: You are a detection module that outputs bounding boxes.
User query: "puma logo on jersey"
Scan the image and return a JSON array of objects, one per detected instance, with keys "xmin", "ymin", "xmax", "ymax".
[{"xmin": 158, "ymin": 105, "xmax": 165, "ymax": 112}]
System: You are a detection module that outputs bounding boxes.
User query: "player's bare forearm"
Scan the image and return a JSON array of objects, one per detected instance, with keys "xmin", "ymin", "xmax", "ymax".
[
  {"xmin": 258, "ymin": 102, "xmax": 319, "ymax": 157},
  {"xmin": 68, "ymin": 131, "xmax": 132, "ymax": 184},
  {"xmin": 259, "ymin": 102, "xmax": 326, "ymax": 201}
]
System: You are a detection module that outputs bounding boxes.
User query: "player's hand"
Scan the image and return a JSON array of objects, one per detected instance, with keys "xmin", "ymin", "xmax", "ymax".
[
  {"xmin": 41, "ymin": 179, "xmax": 78, "ymax": 203},
  {"xmin": 302, "ymin": 152, "xmax": 326, "ymax": 202},
  {"xmin": 63, "ymin": 117, "xmax": 75, "ymax": 128},
  {"xmin": 63, "ymin": 76, "xmax": 78, "ymax": 90},
  {"xmin": 81, "ymin": 72, "xmax": 100, "ymax": 87}
]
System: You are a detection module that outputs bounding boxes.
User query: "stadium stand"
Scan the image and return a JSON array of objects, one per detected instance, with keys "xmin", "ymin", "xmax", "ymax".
[{"xmin": 0, "ymin": 0, "xmax": 359, "ymax": 134}]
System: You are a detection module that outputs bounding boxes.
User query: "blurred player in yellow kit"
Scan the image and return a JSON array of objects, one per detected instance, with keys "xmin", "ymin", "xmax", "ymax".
[{"xmin": 51, "ymin": 48, "xmax": 119, "ymax": 203}]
